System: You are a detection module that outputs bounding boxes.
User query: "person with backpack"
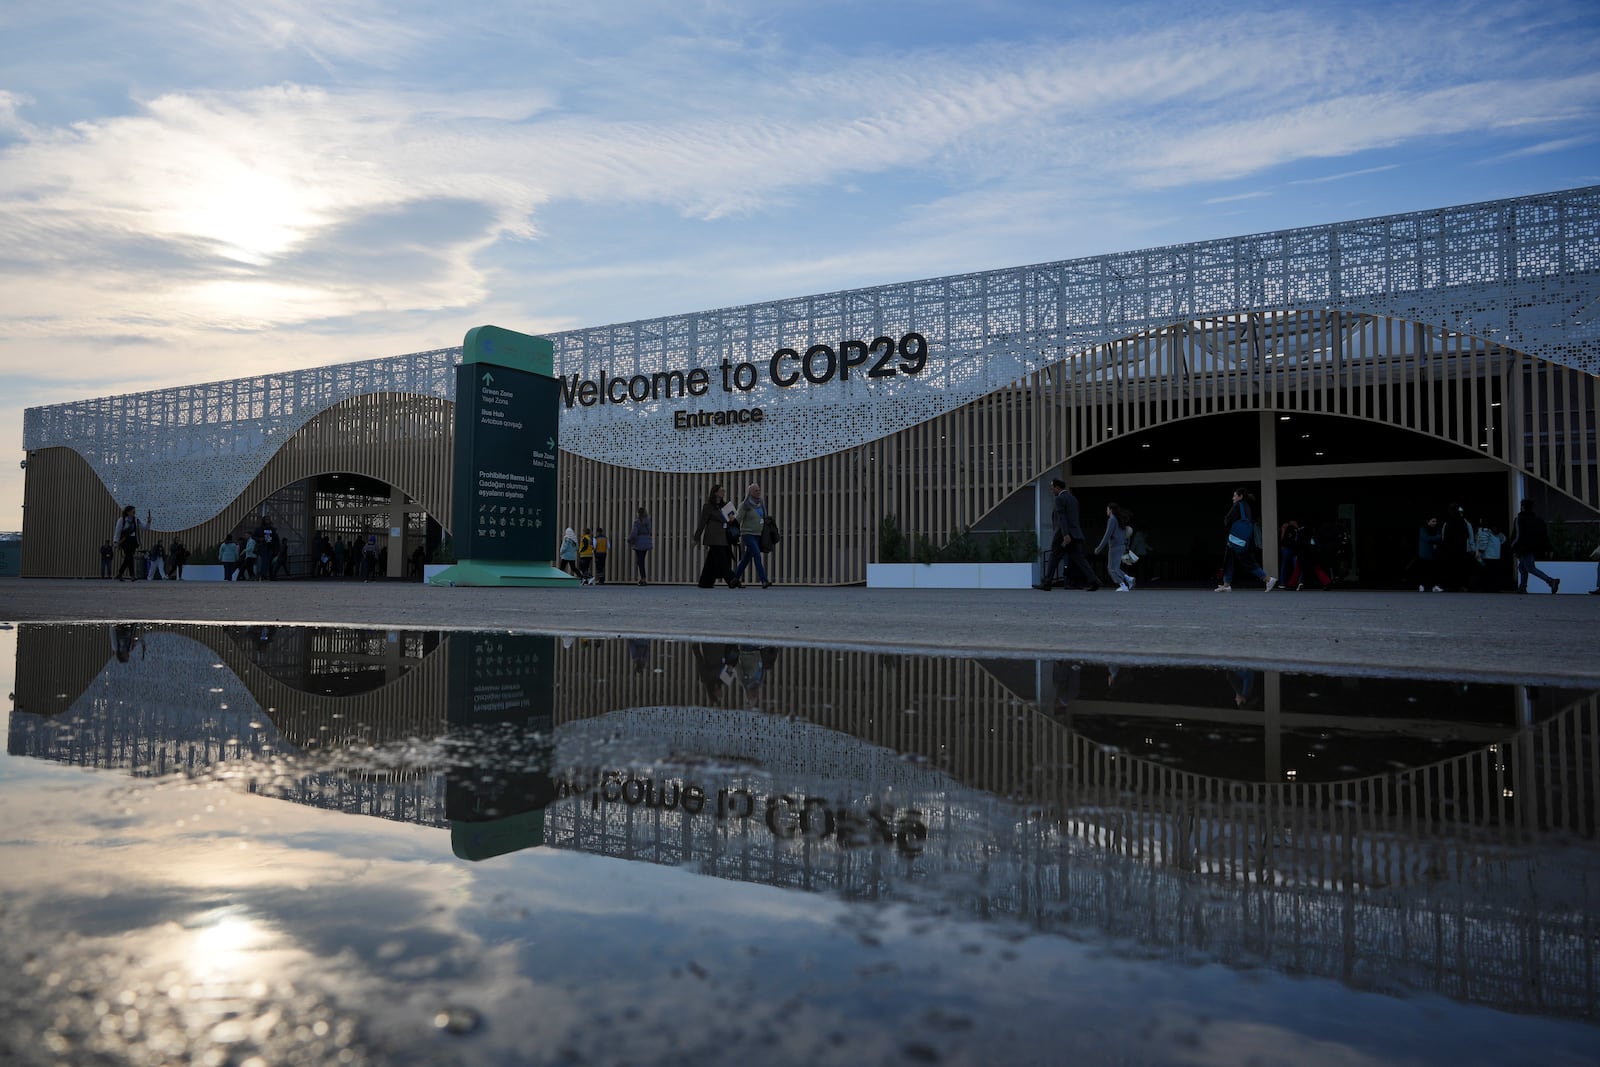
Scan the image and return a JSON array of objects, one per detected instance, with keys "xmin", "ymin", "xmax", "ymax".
[
  {"xmin": 1510, "ymin": 499, "xmax": 1560, "ymax": 594},
  {"xmin": 110, "ymin": 505, "xmax": 149, "ymax": 581},
  {"xmin": 577, "ymin": 528, "xmax": 596, "ymax": 585},
  {"xmin": 1217, "ymin": 488, "xmax": 1276, "ymax": 592},
  {"xmin": 169, "ymin": 538, "xmax": 189, "ymax": 580}
]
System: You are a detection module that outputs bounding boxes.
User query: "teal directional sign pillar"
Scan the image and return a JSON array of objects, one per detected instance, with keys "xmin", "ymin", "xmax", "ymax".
[{"xmin": 427, "ymin": 325, "xmax": 578, "ymax": 587}]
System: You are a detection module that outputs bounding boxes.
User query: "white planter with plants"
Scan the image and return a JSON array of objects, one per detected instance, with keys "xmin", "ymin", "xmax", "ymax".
[
  {"xmin": 867, "ymin": 561, "xmax": 1035, "ymax": 589},
  {"xmin": 867, "ymin": 517, "xmax": 1040, "ymax": 589}
]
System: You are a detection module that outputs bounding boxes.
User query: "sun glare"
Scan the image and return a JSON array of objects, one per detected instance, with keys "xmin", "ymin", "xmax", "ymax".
[
  {"xmin": 166, "ymin": 163, "xmax": 319, "ymax": 265},
  {"xmin": 190, "ymin": 915, "xmax": 272, "ymax": 975}
]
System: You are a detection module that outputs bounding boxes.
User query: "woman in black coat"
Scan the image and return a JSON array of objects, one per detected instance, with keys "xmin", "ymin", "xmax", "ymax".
[{"xmin": 692, "ymin": 484, "xmax": 739, "ymax": 588}]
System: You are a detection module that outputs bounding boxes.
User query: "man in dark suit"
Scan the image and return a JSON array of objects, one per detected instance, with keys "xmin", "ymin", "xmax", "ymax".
[{"xmin": 1036, "ymin": 477, "xmax": 1100, "ymax": 591}]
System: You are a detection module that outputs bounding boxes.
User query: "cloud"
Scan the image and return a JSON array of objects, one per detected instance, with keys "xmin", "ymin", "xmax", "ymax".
[
  {"xmin": 1132, "ymin": 74, "xmax": 1600, "ymax": 187},
  {"xmin": 1288, "ymin": 164, "xmax": 1402, "ymax": 185},
  {"xmin": 1477, "ymin": 134, "xmax": 1597, "ymax": 165},
  {"xmin": 1203, "ymin": 191, "xmax": 1271, "ymax": 205}
]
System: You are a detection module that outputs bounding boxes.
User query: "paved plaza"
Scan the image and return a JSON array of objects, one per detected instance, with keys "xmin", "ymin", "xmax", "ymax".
[{"xmin": 2, "ymin": 577, "xmax": 1594, "ymax": 684}]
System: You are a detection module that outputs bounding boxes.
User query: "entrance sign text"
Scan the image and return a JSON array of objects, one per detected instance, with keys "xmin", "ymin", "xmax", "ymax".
[{"xmin": 560, "ymin": 332, "xmax": 930, "ymax": 410}]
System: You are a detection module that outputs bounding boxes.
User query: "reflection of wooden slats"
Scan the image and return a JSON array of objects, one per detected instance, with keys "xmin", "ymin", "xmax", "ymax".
[
  {"xmin": 543, "ymin": 639, "xmax": 1598, "ymax": 889},
  {"xmin": 23, "ymin": 311, "xmax": 1600, "ymax": 583},
  {"xmin": 11, "ymin": 623, "xmax": 114, "ymax": 719}
]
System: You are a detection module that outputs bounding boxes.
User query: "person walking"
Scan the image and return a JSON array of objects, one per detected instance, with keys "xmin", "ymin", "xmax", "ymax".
[
  {"xmin": 693, "ymin": 485, "xmax": 738, "ymax": 588},
  {"xmin": 219, "ymin": 536, "xmax": 240, "ymax": 581},
  {"xmin": 733, "ymin": 483, "xmax": 772, "ymax": 588},
  {"xmin": 241, "ymin": 532, "xmax": 259, "ymax": 580},
  {"xmin": 1440, "ymin": 504, "xmax": 1475, "ymax": 592},
  {"xmin": 1475, "ymin": 518, "xmax": 1506, "ymax": 592},
  {"xmin": 594, "ymin": 527, "xmax": 609, "ymax": 585},
  {"xmin": 628, "ymin": 507, "xmax": 654, "ymax": 585},
  {"xmin": 257, "ymin": 526, "xmax": 277, "ymax": 580},
  {"xmin": 146, "ymin": 540, "xmax": 166, "ymax": 581},
  {"xmin": 99, "ymin": 540, "xmax": 114, "ymax": 578},
  {"xmin": 360, "ymin": 534, "xmax": 380, "ymax": 582},
  {"xmin": 1094, "ymin": 503, "xmax": 1135, "ymax": 592},
  {"xmin": 1415, "ymin": 516, "xmax": 1443, "ymax": 592},
  {"xmin": 1509, "ymin": 499, "xmax": 1560, "ymax": 594},
  {"xmin": 1035, "ymin": 478, "xmax": 1099, "ymax": 591},
  {"xmin": 1217, "ymin": 488, "xmax": 1276, "ymax": 592},
  {"xmin": 109, "ymin": 505, "xmax": 148, "ymax": 579},
  {"xmin": 169, "ymin": 538, "xmax": 189, "ymax": 581},
  {"xmin": 110, "ymin": 505, "xmax": 149, "ymax": 581},
  {"xmin": 558, "ymin": 527, "xmax": 579, "ymax": 577},
  {"xmin": 1287, "ymin": 521, "xmax": 1334, "ymax": 590},
  {"xmin": 269, "ymin": 536, "xmax": 290, "ymax": 580},
  {"xmin": 577, "ymin": 528, "xmax": 596, "ymax": 585}
]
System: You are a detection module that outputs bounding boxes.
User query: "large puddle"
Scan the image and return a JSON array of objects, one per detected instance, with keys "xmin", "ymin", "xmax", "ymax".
[{"xmin": 1, "ymin": 622, "xmax": 1597, "ymax": 1066}]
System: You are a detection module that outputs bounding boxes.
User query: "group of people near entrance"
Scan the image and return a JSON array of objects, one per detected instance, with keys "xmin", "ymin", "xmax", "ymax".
[
  {"xmin": 1414, "ymin": 500, "xmax": 1574, "ymax": 595},
  {"xmin": 1032, "ymin": 481, "xmax": 1588, "ymax": 595},
  {"xmin": 104, "ymin": 505, "xmax": 390, "ymax": 583},
  {"xmin": 558, "ymin": 506, "xmax": 664, "ymax": 587},
  {"xmin": 558, "ymin": 483, "xmax": 782, "ymax": 589}
]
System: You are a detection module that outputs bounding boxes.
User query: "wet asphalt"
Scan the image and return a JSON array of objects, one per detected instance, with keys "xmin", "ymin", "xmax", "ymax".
[{"xmin": 2, "ymin": 575, "xmax": 1595, "ymax": 684}]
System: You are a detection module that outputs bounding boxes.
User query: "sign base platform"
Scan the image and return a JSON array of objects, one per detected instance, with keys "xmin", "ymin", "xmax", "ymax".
[
  {"xmin": 451, "ymin": 811, "xmax": 546, "ymax": 861},
  {"xmin": 427, "ymin": 560, "xmax": 579, "ymax": 587}
]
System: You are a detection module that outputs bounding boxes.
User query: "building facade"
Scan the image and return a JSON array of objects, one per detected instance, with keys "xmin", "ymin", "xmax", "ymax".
[{"xmin": 20, "ymin": 186, "xmax": 1600, "ymax": 583}]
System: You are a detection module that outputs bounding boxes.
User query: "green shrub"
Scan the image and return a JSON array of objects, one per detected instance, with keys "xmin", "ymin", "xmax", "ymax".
[
  {"xmin": 913, "ymin": 533, "xmax": 939, "ymax": 565},
  {"xmin": 941, "ymin": 526, "xmax": 979, "ymax": 563},
  {"xmin": 878, "ymin": 515, "xmax": 908, "ymax": 563},
  {"xmin": 985, "ymin": 528, "xmax": 1017, "ymax": 563},
  {"xmin": 433, "ymin": 536, "xmax": 457, "ymax": 564}
]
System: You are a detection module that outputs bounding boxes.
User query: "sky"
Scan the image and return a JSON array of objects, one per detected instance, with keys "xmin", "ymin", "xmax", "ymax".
[{"xmin": 2, "ymin": 0, "xmax": 1599, "ymax": 532}]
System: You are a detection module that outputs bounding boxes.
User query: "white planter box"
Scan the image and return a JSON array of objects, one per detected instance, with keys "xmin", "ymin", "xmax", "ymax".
[
  {"xmin": 181, "ymin": 565, "xmax": 225, "ymax": 582},
  {"xmin": 867, "ymin": 562, "xmax": 1035, "ymax": 589},
  {"xmin": 424, "ymin": 564, "xmax": 452, "ymax": 583}
]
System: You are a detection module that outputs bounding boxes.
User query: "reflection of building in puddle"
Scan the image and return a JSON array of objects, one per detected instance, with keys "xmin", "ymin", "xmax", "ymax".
[{"xmin": 8, "ymin": 623, "xmax": 1599, "ymax": 1019}]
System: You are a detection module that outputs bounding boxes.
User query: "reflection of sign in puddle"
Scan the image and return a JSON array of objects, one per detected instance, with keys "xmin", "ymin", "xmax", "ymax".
[{"xmin": 553, "ymin": 768, "xmax": 929, "ymax": 854}]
